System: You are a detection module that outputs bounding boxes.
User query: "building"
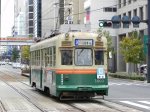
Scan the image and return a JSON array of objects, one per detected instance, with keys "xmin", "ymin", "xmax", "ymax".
[
  {"xmin": 41, "ymin": 0, "xmax": 85, "ymax": 38},
  {"xmin": 0, "ymin": 0, "xmax": 1, "ymax": 37},
  {"xmin": 26, "ymin": 0, "xmax": 34, "ymax": 37},
  {"xmin": 13, "ymin": 0, "xmax": 26, "ymax": 37},
  {"xmin": 33, "ymin": 0, "xmax": 42, "ymax": 37},
  {"xmin": 84, "ymin": 0, "xmax": 118, "ymax": 72},
  {"xmin": 116, "ymin": 0, "xmax": 148, "ymax": 72}
]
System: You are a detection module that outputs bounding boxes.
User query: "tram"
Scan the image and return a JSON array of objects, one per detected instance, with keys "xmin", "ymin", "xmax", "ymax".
[{"xmin": 30, "ymin": 32, "xmax": 108, "ymax": 100}]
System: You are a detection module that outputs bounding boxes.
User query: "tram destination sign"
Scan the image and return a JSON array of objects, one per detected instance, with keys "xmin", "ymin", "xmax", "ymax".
[{"xmin": 75, "ymin": 39, "xmax": 93, "ymax": 46}]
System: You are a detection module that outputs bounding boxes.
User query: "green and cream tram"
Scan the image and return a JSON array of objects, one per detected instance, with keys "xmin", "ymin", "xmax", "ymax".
[{"xmin": 30, "ymin": 32, "xmax": 108, "ymax": 99}]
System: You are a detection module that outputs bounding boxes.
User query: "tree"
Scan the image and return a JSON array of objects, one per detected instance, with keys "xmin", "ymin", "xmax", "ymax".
[
  {"xmin": 97, "ymin": 28, "xmax": 115, "ymax": 72},
  {"xmin": 97, "ymin": 28, "xmax": 113, "ymax": 59},
  {"xmin": 12, "ymin": 47, "xmax": 19, "ymax": 62},
  {"xmin": 120, "ymin": 31, "xmax": 145, "ymax": 73},
  {"xmin": 21, "ymin": 46, "xmax": 30, "ymax": 64}
]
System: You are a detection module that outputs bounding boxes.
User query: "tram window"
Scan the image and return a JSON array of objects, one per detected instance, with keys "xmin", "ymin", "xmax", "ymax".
[
  {"xmin": 61, "ymin": 50, "xmax": 72, "ymax": 65},
  {"xmin": 53, "ymin": 46, "xmax": 56, "ymax": 66},
  {"xmin": 41, "ymin": 50, "xmax": 44, "ymax": 66},
  {"xmin": 95, "ymin": 50, "xmax": 104, "ymax": 65},
  {"xmin": 49, "ymin": 48, "xmax": 53, "ymax": 66},
  {"xmin": 75, "ymin": 49, "xmax": 92, "ymax": 66}
]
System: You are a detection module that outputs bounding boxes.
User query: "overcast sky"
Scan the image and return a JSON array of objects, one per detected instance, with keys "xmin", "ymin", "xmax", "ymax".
[{"xmin": 1, "ymin": 0, "xmax": 14, "ymax": 37}]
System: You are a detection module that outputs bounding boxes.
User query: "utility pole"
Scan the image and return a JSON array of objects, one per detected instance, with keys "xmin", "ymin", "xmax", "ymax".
[
  {"xmin": 147, "ymin": 0, "xmax": 150, "ymax": 83},
  {"xmin": 0, "ymin": 0, "xmax": 1, "ymax": 37}
]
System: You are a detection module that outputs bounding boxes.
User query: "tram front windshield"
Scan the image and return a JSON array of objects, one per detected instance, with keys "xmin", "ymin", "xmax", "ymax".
[{"xmin": 75, "ymin": 48, "xmax": 92, "ymax": 66}]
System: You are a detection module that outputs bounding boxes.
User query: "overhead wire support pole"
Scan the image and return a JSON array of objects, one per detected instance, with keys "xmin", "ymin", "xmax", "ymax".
[{"xmin": 147, "ymin": 0, "xmax": 150, "ymax": 83}]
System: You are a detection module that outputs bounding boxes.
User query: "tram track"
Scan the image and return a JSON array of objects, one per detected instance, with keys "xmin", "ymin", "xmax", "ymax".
[
  {"xmin": 0, "ymin": 70, "xmax": 93, "ymax": 112},
  {"xmin": 0, "ymin": 69, "xmax": 136, "ymax": 112},
  {"xmin": 0, "ymin": 71, "xmax": 47, "ymax": 112}
]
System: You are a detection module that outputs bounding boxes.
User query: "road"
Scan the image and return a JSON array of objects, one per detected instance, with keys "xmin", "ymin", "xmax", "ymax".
[
  {"xmin": 106, "ymin": 77, "xmax": 150, "ymax": 112},
  {"xmin": 0, "ymin": 64, "xmax": 148, "ymax": 112}
]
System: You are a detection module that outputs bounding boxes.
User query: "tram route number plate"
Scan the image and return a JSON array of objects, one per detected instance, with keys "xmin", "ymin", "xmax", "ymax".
[
  {"xmin": 75, "ymin": 39, "xmax": 93, "ymax": 46},
  {"xmin": 97, "ymin": 68, "xmax": 105, "ymax": 79}
]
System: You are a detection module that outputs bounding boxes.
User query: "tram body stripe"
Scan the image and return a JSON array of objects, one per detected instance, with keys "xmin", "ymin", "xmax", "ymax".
[{"xmin": 44, "ymin": 69, "xmax": 107, "ymax": 74}]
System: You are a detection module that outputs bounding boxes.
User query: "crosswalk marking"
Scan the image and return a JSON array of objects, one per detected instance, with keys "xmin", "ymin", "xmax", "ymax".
[
  {"xmin": 120, "ymin": 101, "xmax": 150, "ymax": 110},
  {"xmin": 138, "ymin": 101, "xmax": 150, "ymax": 105},
  {"xmin": 109, "ymin": 82, "xmax": 134, "ymax": 86}
]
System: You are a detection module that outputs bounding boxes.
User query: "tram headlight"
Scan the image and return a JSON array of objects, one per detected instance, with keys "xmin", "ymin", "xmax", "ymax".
[{"xmin": 65, "ymin": 33, "xmax": 69, "ymax": 40}]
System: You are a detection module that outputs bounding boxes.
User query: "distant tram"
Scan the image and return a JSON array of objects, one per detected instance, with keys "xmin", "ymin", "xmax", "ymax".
[{"xmin": 30, "ymin": 32, "xmax": 108, "ymax": 100}]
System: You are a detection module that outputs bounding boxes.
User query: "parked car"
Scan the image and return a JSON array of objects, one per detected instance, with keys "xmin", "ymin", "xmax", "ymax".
[
  {"xmin": 8, "ymin": 62, "xmax": 12, "ymax": 65},
  {"xmin": 139, "ymin": 64, "xmax": 147, "ymax": 74},
  {"xmin": 21, "ymin": 64, "xmax": 30, "ymax": 75},
  {"xmin": 12, "ymin": 62, "xmax": 21, "ymax": 69},
  {"xmin": 0, "ymin": 61, "xmax": 6, "ymax": 65}
]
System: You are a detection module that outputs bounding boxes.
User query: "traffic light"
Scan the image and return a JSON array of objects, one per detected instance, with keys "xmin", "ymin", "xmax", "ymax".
[{"xmin": 99, "ymin": 20, "xmax": 112, "ymax": 28}]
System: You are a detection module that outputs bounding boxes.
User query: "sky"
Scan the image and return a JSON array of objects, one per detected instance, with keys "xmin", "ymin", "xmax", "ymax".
[{"xmin": 1, "ymin": 0, "xmax": 14, "ymax": 37}]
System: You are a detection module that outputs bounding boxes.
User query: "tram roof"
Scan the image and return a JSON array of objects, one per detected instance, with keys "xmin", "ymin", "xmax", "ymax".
[{"xmin": 30, "ymin": 32, "xmax": 107, "ymax": 51}]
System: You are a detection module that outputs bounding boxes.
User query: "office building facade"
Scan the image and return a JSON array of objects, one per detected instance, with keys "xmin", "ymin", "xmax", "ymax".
[{"xmin": 117, "ymin": 0, "xmax": 148, "ymax": 72}]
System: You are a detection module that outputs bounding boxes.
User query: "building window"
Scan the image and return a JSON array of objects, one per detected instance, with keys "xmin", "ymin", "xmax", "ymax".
[
  {"xmin": 133, "ymin": 9, "xmax": 137, "ymax": 16},
  {"xmin": 146, "ymin": 5, "xmax": 148, "ymax": 20},
  {"xmin": 123, "ymin": 0, "xmax": 126, "ymax": 6},
  {"xmin": 119, "ymin": 15, "xmax": 122, "ymax": 27},
  {"xmin": 118, "ymin": 0, "xmax": 121, "ymax": 8},
  {"xmin": 29, "ymin": 0, "xmax": 33, "ymax": 5},
  {"xmin": 128, "ymin": 11, "xmax": 131, "ymax": 24},
  {"xmin": 29, "ymin": 6, "xmax": 33, "ymax": 12},
  {"xmin": 128, "ymin": 11, "xmax": 131, "ymax": 20},
  {"xmin": 103, "ymin": 7, "xmax": 117, "ymax": 12},
  {"xmin": 29, "ymin": 13, "xmax": 33, "ymax": 19},
  {"xmin": 29, "ymin": 21, "xmax": 33, "ymax": 26},
  {"xmin": 29, "ymin": 28, "xmax": 33, "ymax": 33},
  {"xmin": 139, "ymin": 7, "xmax": 143, "ymax": 20},
  {"xmin": 123, "ymin": 13, "xmax": 126, "ymax": 16},
  {"xmin": 128, "ymin": 0, "xmax": 131, "ymax": 4}
]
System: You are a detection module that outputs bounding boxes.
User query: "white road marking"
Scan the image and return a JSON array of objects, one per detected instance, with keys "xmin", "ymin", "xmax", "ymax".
[
  {"xmin": 120, "ymin": 101, "xmax": 150, "ymax": 110},
  {"xmin": 138, "ymin": 101, "xmax": 150, "ymax": 105},
  {"xmin": 109, "ymin": 82, "xmax": 150, "ymax": 86}
]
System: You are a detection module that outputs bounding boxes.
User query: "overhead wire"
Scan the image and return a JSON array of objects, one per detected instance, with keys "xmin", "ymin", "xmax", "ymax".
[{"xmin": 12, "ymin": 0, "xmax": 148, "ymax": 33}]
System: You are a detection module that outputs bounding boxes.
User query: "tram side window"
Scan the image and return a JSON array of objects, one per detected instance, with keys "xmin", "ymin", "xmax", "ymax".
[
  {"xmin": 33, "ymin": 51, "xmax": 35, "ymax": 65},
  {"xmin": 45, "ymin": 48, "xmax": 49, "ymax": 67},
  {"xmin": 61, "ymin": 50, "xmax": 72, "ymax": 65},
  {"xmin": 95, "ymin": 50, "xmax": 104, "ymax": 65},
  {"xmin": 37, "ymin": 50, "xmax": 40, "ymax": 65},
  {"xmin": 41, "ymin": 49, "xmax": 44, "ymax": 66},
  {"xmin": 53, "ymin": 46, "xmax": 56, "ymax": 66}
]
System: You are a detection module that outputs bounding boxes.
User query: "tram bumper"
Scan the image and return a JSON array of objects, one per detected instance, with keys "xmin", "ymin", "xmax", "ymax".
[
  {"xmin": 57, "ymin": 85, "xmax": 108, "ymax": 91},
  {"xmin": 57, "ymin": 85, "xmax": 108, "ymax": 99}
]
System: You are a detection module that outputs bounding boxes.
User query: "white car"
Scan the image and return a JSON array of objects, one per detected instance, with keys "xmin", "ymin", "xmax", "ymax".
[
  {"xmin": 0, "ymin": 61, "xmax": 6, "ymax": 65},
  {"xmin": 21, "ymin": 64, "xmax": 29, "ymax": 70},
  {"xmin": 12, "ymin": 62, "xmax": 21, "ymax": 68}
]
